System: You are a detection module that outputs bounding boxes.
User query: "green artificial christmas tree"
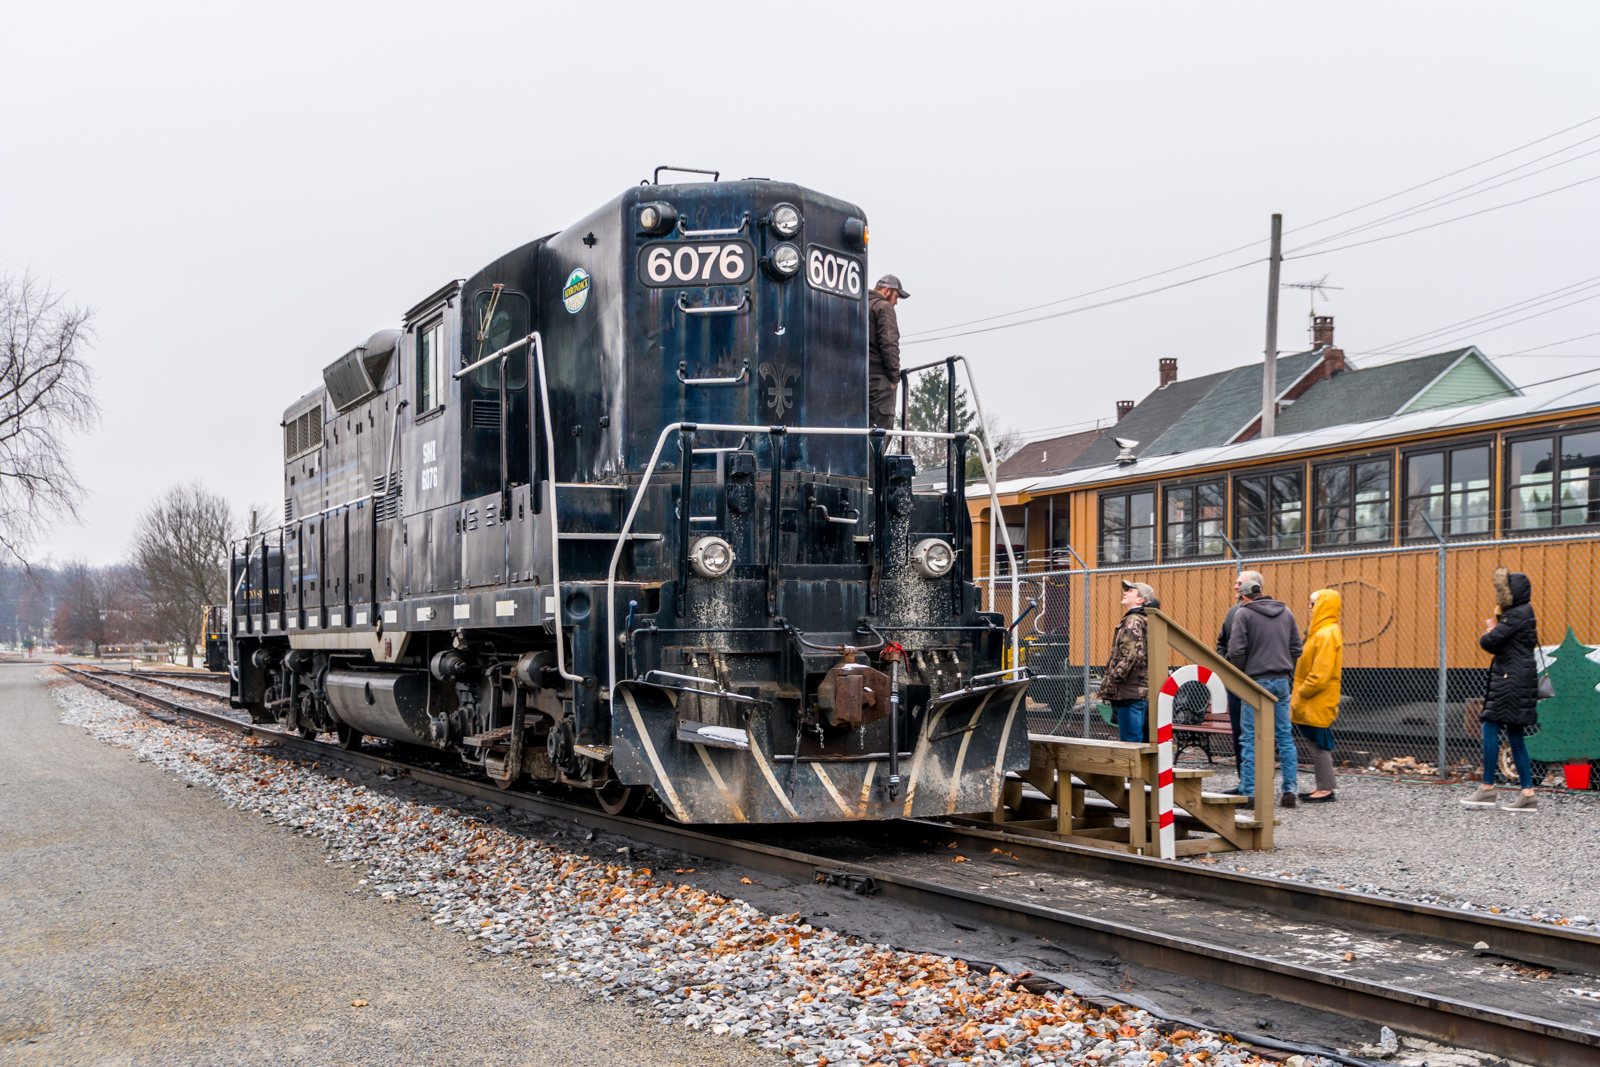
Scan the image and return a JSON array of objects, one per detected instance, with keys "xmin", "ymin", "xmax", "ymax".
[{"xmin": 1526, "ymin": 627, "xmax": 1600, "ymax": 764}]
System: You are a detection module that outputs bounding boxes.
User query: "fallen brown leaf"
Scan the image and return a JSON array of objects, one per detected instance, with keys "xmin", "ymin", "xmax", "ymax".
[
  {"xmin": 351, "ymin": 999, "xmax": 369, "ymax": 1008},
  {"xmin": 1342, "ymin": 952, "xmax": 1356, "ymax": 962}
]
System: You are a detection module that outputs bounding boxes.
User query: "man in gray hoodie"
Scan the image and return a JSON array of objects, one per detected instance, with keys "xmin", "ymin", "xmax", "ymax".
[{"xmin": 1226, "ymin": 576, "xmax": 1303, "ymax": 808}]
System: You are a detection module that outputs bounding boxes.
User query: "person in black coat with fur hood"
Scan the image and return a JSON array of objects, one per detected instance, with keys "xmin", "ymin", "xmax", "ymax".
[{"xmin": 1461, "ymin": 568, "xmax": 1540, "ymax": 811}]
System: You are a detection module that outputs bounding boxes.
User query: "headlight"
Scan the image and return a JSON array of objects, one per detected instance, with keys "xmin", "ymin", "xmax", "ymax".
[
  {"xmin": 770, "ymin": 242, "xmax": 801, "ymax": 277},
  {"xmin": 638, "ymin": 201, "xmax": 676, "ymax": 235},
  {"xmin": 689, "ymin": 536, "xmax": 735, "ymax": 578},
  {"xmin": 912, "ymin": 538, "xmax": 955, "ymax": 579},
  {"xmin": 770, "ymin": 203, "xmax": 801, "ymax": 237}
]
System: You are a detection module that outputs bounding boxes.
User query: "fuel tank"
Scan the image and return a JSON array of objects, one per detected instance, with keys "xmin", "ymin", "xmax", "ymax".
[{"xmin": 324, "ymin": 671, "xmax": 452, "ymax": 748}]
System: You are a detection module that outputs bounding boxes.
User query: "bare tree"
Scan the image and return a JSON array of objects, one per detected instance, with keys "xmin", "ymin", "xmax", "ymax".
[
  {"xmin": 52, "ymin": 560, "xmax": 131, "ymax": 657},
  {"xmin": 130, "ymin": 483, "xmax": 236, "ymax": 666},
  {"xmin": 0, "ymin": 274, "xmax": 99, "ymax": 565}
]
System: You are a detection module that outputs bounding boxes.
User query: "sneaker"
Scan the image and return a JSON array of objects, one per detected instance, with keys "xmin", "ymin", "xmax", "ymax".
[
  {"xmin": 1503, "ymin": 792, "xmax": 1538, "ymax": 811},
  {"xmin": 1460, "ymin": 785, "xmax": 1498, "ymax": 808},
  {"xmin": 1280, "ymin": 791, "xmax": 1297, "ymax": 808}
]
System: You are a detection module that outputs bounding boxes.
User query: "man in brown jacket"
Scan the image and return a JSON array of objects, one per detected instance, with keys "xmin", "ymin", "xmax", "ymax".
[
  {"xmin": 868, "ymin": 275, "xmax": 908, "ymax": 429},
  {"xmin": 1102, "ymin": 580, "xmax": 1157, "ymax": 743}
]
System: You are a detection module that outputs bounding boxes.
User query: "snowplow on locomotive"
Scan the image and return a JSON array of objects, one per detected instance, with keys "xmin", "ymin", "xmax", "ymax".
[{"xmin": 228, "ymin": 174, "xmax": 1028, "ymax": 823}]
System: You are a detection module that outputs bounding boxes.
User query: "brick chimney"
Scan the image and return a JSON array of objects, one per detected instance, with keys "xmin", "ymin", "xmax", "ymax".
[
  {"xmin": 1312, "ymin": 315, "xmax": 1334, "ymax": 348},
  {"xmin": 1158, "ymin": 357, "xmax": 1178, "ymax": 388},
  {"xmin": 1116, "ymin": 400, "xmax": 1135, "ymax": 421},
  {"xmin": 1322, "ymin": 346, "xmax": 1347, "ymax": 376}
]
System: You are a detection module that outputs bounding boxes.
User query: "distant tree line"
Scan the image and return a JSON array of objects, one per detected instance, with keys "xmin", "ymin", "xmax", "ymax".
[{"xmin": 0, "ymin": 483, "xmax": 238, "ymax": 664}]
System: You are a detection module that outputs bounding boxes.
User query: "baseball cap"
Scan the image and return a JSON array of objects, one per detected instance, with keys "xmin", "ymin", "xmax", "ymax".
[
  {"xmin": 1238, "ymin": 577, "xmax": 1264, "ymax": 598},
  {"xmin": 874, "ymin": 274, "xmax": 910, "ymax": 299},
  {"xmin": 1121, "ymin": 579, "xmax": 1156, "ymax": 602}
]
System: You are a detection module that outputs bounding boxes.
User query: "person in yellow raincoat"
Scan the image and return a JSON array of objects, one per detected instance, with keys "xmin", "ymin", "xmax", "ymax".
[{"xmin": 1291, "ymin": 588, "xmax": 1343, "ymax": 803}]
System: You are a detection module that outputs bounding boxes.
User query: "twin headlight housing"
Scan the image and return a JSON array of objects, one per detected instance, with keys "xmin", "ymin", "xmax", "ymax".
[
  {"xmin": 912, "ymin": 538, "xmax": 956, "ymax": 579},
  {"xmin": 689, "ymin": 536, "xmax": 736, "ymax": 578}
]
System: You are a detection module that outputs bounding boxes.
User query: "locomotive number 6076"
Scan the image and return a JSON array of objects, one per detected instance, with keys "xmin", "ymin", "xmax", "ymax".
[
  {"xmin": 805, "ymin": 245, "xmax": 862, "ymax": 299},
  {"xmin": 638, "ymin": 240, "xmax": 756, "ymax": 287}
]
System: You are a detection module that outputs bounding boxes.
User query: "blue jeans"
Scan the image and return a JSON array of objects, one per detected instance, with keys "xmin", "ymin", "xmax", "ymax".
[
  {"xmin": 1238, "ymin": 676, "xmax": 1295, "ymax": 796},
  {"xmin": 1482, "ymin": 722, "xmax": 1533, "ymax": 788},
  {"xmin": 1113, "ymin": 699, "xmax": 1148, "ymax": 744}
]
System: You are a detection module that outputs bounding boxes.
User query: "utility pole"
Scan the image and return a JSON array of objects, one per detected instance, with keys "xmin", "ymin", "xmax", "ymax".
[{"xmin": 1261, "ymin": 213, "xmax": 1283, "ymax": 438}]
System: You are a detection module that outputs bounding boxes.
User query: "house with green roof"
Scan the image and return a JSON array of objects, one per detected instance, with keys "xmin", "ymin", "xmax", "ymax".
[{"xmin": 1058, "ymin": 317, "xmax": 1520, "ymax": 472}]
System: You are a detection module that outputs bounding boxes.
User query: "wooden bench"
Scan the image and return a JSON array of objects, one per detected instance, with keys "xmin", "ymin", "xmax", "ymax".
[{"xmin": 1173, "ymin": 710, "xmax": 1235, "ymax": 763}]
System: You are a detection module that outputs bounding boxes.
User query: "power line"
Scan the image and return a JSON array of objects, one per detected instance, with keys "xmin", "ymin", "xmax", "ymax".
[
  {"xmin": 1285, "ymin": 137, "xmax": 1600, "ymax": 254},
  {"xmin": 1370, "ymin": 290, "xmax": 1600, "ymax": 357},
  {"xmin": 1355, "ymin": 275, "xmax": 1600, "ymax": 357},
  {"xmin": 904, "ymin": 112, "xmax": 1600, "ymax": 342},
  {"xmin": 901, "ymin": 258, "xmax": 1265, "ymax": 345},
  {"xmin": 1504, "ymin": 331, "xmax": 1600, "ymax": 355},
  {"xmin": 1284, "ymin": 172, "xmax": 1600, "ymax": 261}
]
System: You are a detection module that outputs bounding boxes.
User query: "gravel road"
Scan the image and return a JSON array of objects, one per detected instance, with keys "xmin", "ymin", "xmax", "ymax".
[{"xmin": 0, "ymin": 664, "xmax": 778, "ymax": 1066}]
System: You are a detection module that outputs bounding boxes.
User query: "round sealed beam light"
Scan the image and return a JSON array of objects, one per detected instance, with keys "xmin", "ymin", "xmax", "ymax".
[
  {"xmin": 911, "ymin": 538, "xmax": 955, "ymax": 579},
  {"xmin": 689, "ymin": 536, "xmax": 736, "ymax": 578},
  {"xmin": 638, "ymin": 201, "xmax": 677, "ymax": 235},
  {"xmin": 767, "ymin": 242, "xmax": 801, "ymax": 278},
  {"xmin": 770, "ymin": 203, "xmax": 801, "ymax": 237}
]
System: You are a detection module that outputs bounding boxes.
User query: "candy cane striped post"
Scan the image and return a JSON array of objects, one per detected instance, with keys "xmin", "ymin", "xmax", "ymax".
[{"xmin": 1155, "ymin": 664, "xmax": 1228, "ymax": 859}]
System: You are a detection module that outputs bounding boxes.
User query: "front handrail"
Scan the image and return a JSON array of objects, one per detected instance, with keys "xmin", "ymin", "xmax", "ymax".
[
  {"xmin": 811, "ymin": 502, "xmax": 860, "ymax": 525},
  {"xmin": 534, "ymin": 332, "xmax": 586, "ymax": 684},
  {"xmin": 677, "ymin": 359, "xmax": 749, "ymax": 386},
  {"xmin": 676, "ymin": 289, "xmax": 749, "ymax": 316},
  {"xmin": 605, "ymin": 422, "xmax": 1000, "ymax": 710}
]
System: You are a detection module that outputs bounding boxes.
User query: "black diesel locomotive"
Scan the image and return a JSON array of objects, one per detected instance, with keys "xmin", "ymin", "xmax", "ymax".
[{"xmin": 229, "ymin": 173, "xmax": 1029, "ymax": 822}]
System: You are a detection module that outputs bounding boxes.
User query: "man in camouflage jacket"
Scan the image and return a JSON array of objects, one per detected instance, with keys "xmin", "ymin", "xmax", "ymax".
[{"xmin": 1102, "ymin": 580, "xmax": 1156, "ymax": 743}]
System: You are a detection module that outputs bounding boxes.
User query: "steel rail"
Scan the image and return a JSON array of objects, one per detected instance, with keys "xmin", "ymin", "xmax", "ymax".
[
  {"xmin": 57, "ymin": 666, "xmax": 1600, "ymax": 1067},
  {"xmin": 81, "ymin": 666, "xmax": 1600, "ymax": 969}
]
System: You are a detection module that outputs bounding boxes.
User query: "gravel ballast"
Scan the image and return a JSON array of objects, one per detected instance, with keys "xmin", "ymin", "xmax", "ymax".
[
  {"xmin": 1177, "ymin": 761, "xmax": 1599, "ymax": 925},
  {"xmin": 41, "ymin": 673, "xmax": 1308, "ymax": 1067}
]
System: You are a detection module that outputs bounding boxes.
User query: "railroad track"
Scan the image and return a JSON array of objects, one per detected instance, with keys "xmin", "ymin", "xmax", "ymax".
[{"xmin": 58, "ymin": 665, "xmax": 1600, "ymax": 1067}]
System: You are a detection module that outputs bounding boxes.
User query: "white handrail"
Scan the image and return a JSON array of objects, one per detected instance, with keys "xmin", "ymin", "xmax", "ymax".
[{"xmin": 533, "ymin": 332, "xmax": 585, "ymax": 685}]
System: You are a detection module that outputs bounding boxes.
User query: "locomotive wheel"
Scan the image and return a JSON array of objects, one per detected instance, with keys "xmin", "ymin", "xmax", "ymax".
[
  {"xmin": 336, "ymin": 724, "xmax": 362, "ymax": 751},
  {"xmin": 595, "ymin": 782, "xmax": 643, "ymax": 817},
  {"xmin": 296, "ymin": 725, "xmax": 317, "ymax": 740},
  {"xmin": 489, "ymin": 770, "xmax": 519, "ymax": 790}
]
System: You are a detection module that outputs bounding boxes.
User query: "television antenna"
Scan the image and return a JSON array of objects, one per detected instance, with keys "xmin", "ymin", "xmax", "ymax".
[{"xmin": 1282, "ymin": 276, "xmax": 1342, "ymax": 341}]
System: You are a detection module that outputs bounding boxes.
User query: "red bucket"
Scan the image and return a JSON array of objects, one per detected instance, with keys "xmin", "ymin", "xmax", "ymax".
[{"xmin": 1564, "ymin": 763, "xmax": 1593, "ymax": 790}]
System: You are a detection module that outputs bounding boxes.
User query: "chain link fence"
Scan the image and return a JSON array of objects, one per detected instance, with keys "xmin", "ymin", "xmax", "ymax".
[{"xmin": 980, "ymin": 532, "xmax": 1600, "ymax": 784}]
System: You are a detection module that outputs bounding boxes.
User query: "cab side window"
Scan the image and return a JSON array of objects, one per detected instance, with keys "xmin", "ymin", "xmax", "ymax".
[
  {"xmin": 472, "ymin": 290, "xmax": 530, "ymax": 390},
  {"xmin": 417, "ymin": 319, "xmax": 446, "ymax": 414}
]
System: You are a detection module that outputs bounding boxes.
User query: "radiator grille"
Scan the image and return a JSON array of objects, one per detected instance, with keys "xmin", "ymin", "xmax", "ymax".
[
  {"xmin": 373, "ymin": 471, "xmax": 403, "ymax": 521},
  {"xmin": 284, "ymin": 406, "xmax": 324, "ymax": 460},
  {"xmin": 284, "ymin": 497, "xmax": 293, "ymax": 522}
]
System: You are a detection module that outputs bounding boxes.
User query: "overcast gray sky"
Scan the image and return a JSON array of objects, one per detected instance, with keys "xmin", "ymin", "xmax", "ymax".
[{"xmin": 5, "ymin": 2, "xmax": 1600, "ymax": 564}]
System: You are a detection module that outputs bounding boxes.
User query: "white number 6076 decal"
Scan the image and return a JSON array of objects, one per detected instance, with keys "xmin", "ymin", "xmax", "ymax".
[
  {"xmin": 805, "ymin": 246, "xmax": 862, "ymax": 300},
  {"xmin": 638, "ymin": 240, "xmax": 755, "ymax": 288}
]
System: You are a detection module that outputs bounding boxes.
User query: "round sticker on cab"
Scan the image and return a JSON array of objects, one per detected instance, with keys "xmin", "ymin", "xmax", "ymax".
[{"xmin": 562, "ymin": 268, "xmax": 590, "ymax": 314}]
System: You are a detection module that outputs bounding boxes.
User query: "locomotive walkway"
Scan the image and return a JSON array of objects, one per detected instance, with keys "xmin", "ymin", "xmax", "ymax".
[{"xmin": 0, "ymin": 664, "xmax": 773, "ymax": 1066}]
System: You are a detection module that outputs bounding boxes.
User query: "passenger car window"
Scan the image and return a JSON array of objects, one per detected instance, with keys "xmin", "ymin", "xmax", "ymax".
[
  {"xmin": 1509, "ymin": 428, "xmax": 1600, "ymax": 530},
  {"xmin": 1100, "ymin": 489, "xmax": 1155, "ymax": 564},
  {"xmin": 1234, "ymin": 469, "xmax": 1303, "ymax": 553},
  {"xmin": 1406, "ymin": 444, "xmax": 1489, "ymax": 537},
  {"xmin": 1314, "ymin": 458, "xmax": 1391, "ymax": 546}
]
